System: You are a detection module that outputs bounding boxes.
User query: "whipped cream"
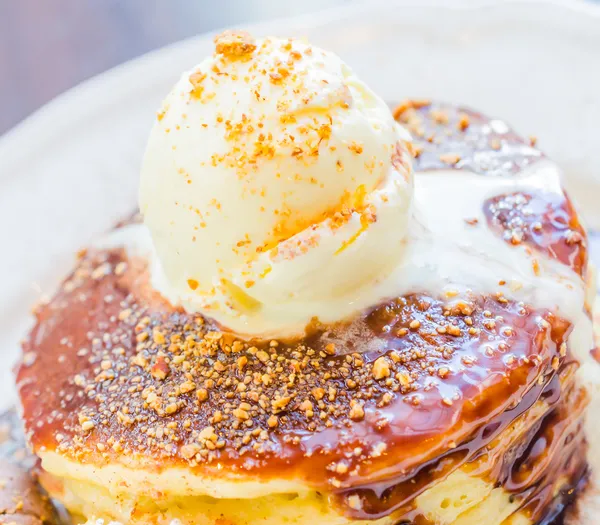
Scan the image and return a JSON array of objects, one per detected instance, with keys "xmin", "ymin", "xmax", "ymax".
[{"xmin": 140, "ymin": 32, "xmax": 413, "ymax": 336}]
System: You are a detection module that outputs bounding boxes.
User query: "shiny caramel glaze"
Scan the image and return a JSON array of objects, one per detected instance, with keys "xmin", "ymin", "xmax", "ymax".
[
  {"xmin": 509, "ymin": 381, "xmax": 588, "ymax": 523},
  {"xmin": 395, "ymin": 100, "xmax": 588, "ymax": 277},
  {"xmin": 484, "ymin": 192, "xmax": 587, "ymax": 276},
  {"xmin": 1, "ymin": 402, "xmax": 583, "ymax": 525},
  {"xmin": 334, "ymin": 306, "xmax": 585, "ymax": 520},
  {"xmin": 537, "ymin": 473, "xmax": 588, "ymax": 525},
  {"xmin": 16, "ymin": 102, "xmax": 592, "ymax": 522},
  {"xmin": 17, "ymin": 245, "xmax": 579, "ymax": 516},
  {"xmin": 394, "ymin": 99, "xmax": 542, "ymax": 176},
  {"xmin": 0, "ymin": 397, "xmax": 582, "ymax": 525}
]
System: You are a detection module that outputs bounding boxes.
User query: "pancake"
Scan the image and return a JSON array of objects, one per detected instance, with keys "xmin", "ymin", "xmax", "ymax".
[{"xmin": 15, "ymin": 102, "xmax": 596, "ymax": 525}]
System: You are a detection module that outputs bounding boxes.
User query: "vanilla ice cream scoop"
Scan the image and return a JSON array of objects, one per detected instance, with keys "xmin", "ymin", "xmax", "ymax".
[{"xmin": 140, "ymin": 31, "xmax": 413, "ymax": 336}]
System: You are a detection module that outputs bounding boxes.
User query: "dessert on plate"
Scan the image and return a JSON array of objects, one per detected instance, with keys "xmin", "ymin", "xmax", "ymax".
[{"xmin": 14, "ymin": 31, "xmax": 599, "ymax": 525}]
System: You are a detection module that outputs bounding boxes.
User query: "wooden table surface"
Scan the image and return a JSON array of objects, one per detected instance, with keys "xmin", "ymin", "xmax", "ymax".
[{"xmin": 0, "ymin": 0, "xmax": 349, "ymax": 135}]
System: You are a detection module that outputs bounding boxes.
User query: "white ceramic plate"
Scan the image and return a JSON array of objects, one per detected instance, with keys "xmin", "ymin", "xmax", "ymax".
[{"xmin": 1, "ymin": 0, "xmax": 600, "ymax": 414}]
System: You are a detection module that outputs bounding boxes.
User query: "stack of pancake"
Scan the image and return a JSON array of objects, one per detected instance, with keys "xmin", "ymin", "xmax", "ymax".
[{"xmin": 14, "ymin": 102, "xmax": 596, "ymax": 525}]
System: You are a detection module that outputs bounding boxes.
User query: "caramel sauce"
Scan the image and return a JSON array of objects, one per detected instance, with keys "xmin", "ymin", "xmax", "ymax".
[
  {"xmin": 394, "ymin": 101, "xmax": 542, "ymax": 177},
  {"xmin": 333, "ymin": 352, "xmax": 576, "ymax": 519},
  {"xmin": 16, "ymin": 244, "xmax": 579, "ymax": 520},
  {"xmin": 485, "ymin": 191, "xmax": 587, "ymax": 276},
  {"xmin": 394, "ymin": 100, "xmax": 588, "ymax": 278},
  {"xmin": 14, "ymin": 101, "xmax": 592, "ymax": 522},
  {"xmin": 0, "ymin": 403, "xmax": 583, "ymax": 525}
]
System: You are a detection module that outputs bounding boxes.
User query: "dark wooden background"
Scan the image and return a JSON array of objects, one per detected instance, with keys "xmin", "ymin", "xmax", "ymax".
[{"xmin": 0, "ymin": 0, "xmax": 349, "ymax": 135}]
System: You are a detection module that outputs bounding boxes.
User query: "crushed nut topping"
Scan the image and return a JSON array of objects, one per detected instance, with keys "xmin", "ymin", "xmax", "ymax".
[
  {"xmin": 214, "ymin": 30, "xmax": 257, "ymax": 58},
  {"xmin": 16, "ymin": 239, "xmax": 572, "ymax": 497}
]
